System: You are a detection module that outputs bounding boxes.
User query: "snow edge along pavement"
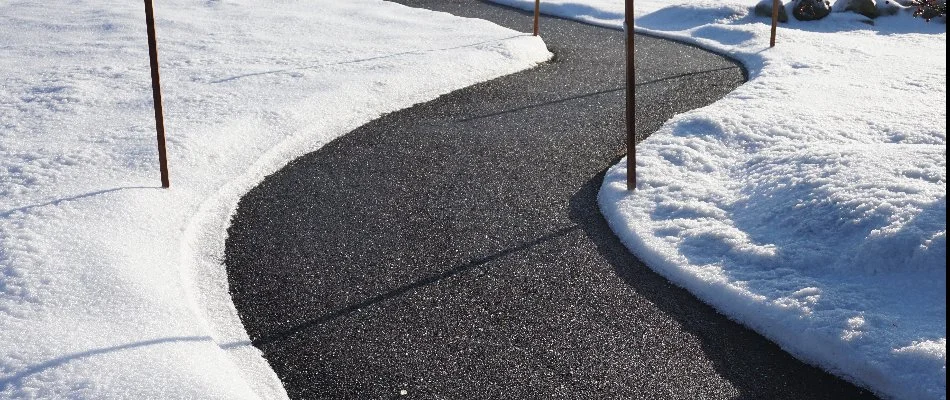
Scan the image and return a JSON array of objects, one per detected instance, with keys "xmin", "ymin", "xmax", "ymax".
[{"xmin": 176, "ymin": 9, "xmax": 553, "ymax": 400}]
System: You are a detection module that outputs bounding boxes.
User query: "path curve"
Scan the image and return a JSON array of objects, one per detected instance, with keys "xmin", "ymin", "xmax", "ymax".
[{"xmin": 225, "ymin": 1, "xmax": 878, "ymax": 398}]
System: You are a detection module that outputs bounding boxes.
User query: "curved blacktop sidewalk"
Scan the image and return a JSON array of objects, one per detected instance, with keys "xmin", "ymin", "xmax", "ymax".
[{"xmin": 224, "ymin": 1, "xmax": 879, "ymax": 398}]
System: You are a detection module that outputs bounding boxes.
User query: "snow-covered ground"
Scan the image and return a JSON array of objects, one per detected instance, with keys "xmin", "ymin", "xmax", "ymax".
[
  {"xmin": 0, "ymin": 1, "xmax": 550, "ymax": 397},
  {"xmin": 492, "ymin": 0, "xmax": 946, "ymax": 399}
]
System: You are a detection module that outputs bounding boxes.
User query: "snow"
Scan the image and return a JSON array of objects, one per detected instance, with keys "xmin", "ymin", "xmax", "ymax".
[
  {"xmin": 491, "ymin": 0, "xmax": 946, "ymax": 399},
  {"xmin": 0, "ymin": 0, "xmax": 550, "ymax": 398}
]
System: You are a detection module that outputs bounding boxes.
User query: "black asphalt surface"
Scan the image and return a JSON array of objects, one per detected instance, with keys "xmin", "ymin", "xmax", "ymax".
[{"xmin": 225, "ymin": 1, "xmax": 878, "ymax": 399}]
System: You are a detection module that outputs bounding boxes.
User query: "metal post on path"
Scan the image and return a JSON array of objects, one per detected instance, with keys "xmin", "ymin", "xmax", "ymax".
[
  {"xmin": 144, "ymin": 0, "xmax": 170, "ymax": 188},
  {"xmin": 534, "ymin": 0, "xmax": 540, "ymax": 36},
  {"xmin": 625, "ymin": 0, "xmax": 636, "ymax": 190},
  {"xmin": 770, "ymin": 0, "xmax": 780, "ymax": 47}
]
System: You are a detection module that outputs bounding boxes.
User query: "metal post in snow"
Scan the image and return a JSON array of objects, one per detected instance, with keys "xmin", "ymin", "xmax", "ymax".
[
  {"xmin": 625, "ymin": 0, "xmax": 636, "ymax": 190},
  {"xmin": 144, "ymin": 0, "xmax": 170, "ymax": 188},
  {"xmin": 534, "ymin": 0, "xmax": 540, "ymax": 36},
  {"xmin": 770, "ymin": 0, "xmax": 780, "ymax": 47}
]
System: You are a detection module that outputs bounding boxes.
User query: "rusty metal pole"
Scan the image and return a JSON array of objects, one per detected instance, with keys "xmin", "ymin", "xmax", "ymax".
[
  {"xmin": 533, "ymin": 0, "xmax": 540, "ymax": 36},
  {"xmin": 770, "ymin": 0, "xmax": 779, "ymax": 47},
  {"xmin": 144, "ymin": 0, "xmax": 170, "ymax": 188},
  {"xmin": 625, "ymin": 0, "xmax": 636, "ymax": 190}
]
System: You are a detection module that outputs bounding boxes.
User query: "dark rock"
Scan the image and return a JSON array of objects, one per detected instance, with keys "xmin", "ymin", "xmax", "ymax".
[
  {"xmin": 845, "ymin": 0, "xmax": 880, "ymax": 18},
  {"xmin": 793, "ymin": 0, "xmax": 834, "ymax": 20},
  {"xmin": 913, "ymin": 0, "xmax": 947, "ymax": 20},
  {"xmin": 755, "ymin": 0, "xmax": 790, "ymax": 22}
]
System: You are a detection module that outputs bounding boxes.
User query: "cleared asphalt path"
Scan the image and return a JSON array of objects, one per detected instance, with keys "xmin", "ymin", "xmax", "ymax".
[{"xmin": 225, "ymin": 1, "xmax": 878, "ymax": 398}]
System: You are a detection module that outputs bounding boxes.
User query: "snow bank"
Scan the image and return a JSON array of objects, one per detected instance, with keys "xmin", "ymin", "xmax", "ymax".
[
  {"xmin": 492, "ymin": 0, "xmax": 946, "ymax": 399},
  {"xmin": 0, "ymin": 0, "xmax": 550, "ymax": 397}
]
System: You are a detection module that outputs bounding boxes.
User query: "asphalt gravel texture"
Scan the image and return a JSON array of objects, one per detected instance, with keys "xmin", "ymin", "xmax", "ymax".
[{"xmin": 225, "ymin": 1, "xmax": 880, "ymax": 399}]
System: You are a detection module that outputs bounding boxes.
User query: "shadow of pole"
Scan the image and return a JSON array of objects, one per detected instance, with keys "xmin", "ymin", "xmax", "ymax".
[
  {"xmin": 0, "ymin": 336, "xmax": 213, "ymax": 390},
  {"xmin": 211, "ymin": 34, "xmax": 529, "ymax": 84},
  {"xmin": 1, "ymin": 186, "xmax": 160, "ymax": 218},
  {"xmin": 249, "ymin": 225, "xmax": 581, "ymax": 348},
  {"xmin": 456, "ymin": 65, "xmax": 741, "ymax": 123}
]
